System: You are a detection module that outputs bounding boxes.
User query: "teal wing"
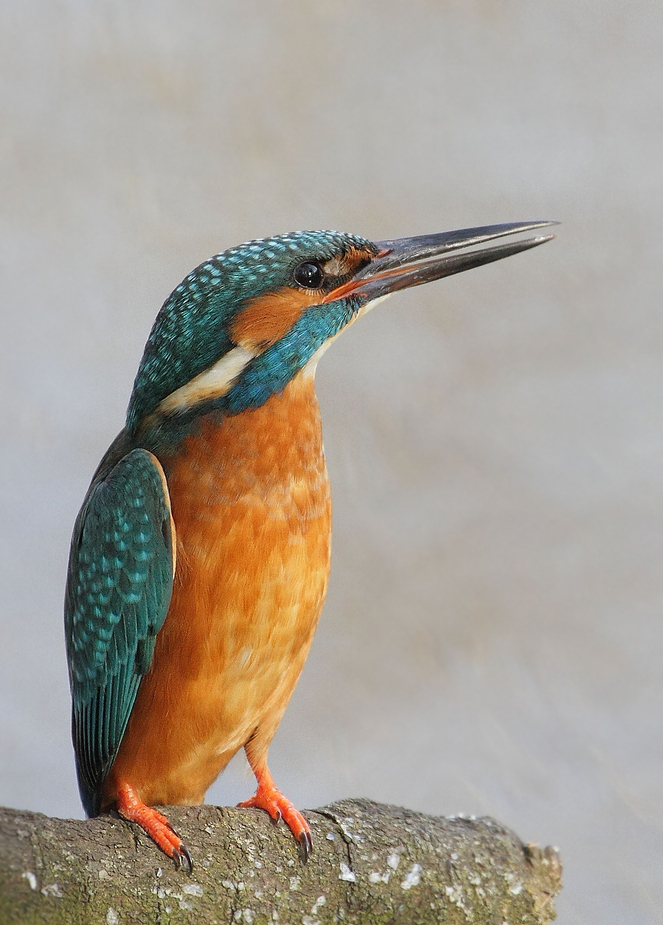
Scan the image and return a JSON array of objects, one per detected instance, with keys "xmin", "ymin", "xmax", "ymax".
[{"xmin": 64, "ymin": 447, "xmax": 175, "ymax": 817}]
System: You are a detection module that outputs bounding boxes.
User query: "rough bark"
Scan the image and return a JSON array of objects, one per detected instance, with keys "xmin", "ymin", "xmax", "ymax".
[{"xmin": 0, "ymin": 799, "xmax": 561, "ymax": 924}]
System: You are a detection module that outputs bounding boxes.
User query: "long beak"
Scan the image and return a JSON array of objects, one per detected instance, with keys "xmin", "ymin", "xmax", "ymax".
[{"xmin": 323, "ymin": 221, "xmax": 557, "ymax": 303}]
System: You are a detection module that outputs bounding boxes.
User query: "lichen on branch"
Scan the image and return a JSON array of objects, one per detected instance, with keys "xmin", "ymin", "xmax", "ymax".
[{"xmin": 0, "ymin": 798, "xmax": 561, "ymax": 924}]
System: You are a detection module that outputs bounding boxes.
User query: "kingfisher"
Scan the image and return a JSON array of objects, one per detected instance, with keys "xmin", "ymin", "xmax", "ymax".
[{"xmin": 64, "ymin": 221, "xmax": 555, "ymax": 871}]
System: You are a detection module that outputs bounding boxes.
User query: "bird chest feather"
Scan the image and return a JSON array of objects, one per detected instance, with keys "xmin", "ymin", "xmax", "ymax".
[
  {"xmin": 163, "ymin": 370, "xmax": 332, "ymax": 671},
  {"xmin": 103, "ymin": 373, "xmax": 331, "ymax": 806}
]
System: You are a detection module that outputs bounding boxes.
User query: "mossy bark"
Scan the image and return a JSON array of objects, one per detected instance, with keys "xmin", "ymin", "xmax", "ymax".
[{"xmin": 0, "ymin": 798, "xmax": 561, "ymax": 924}]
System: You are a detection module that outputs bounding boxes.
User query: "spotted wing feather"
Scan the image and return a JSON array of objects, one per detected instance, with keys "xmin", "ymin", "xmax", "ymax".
[{"xmin": 64, "ymin": 448, "xmax": 175, "ymax": 816}]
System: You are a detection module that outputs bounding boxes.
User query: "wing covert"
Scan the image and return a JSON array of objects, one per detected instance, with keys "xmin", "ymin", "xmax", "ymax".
[{"xmin": 64, "ymin": 448, "xmax": 175, "ymax": 816}]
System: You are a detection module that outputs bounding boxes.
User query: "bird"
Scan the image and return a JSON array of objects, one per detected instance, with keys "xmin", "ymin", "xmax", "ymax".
[{"xmin": 64, "ymin": 221, "xmax": 555, "ymax": 871}]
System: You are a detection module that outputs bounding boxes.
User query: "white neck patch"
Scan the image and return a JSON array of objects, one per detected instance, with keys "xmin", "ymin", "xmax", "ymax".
[{"xmin": 157, "ymin": 344, "xmax": 258, "ymax": 415}]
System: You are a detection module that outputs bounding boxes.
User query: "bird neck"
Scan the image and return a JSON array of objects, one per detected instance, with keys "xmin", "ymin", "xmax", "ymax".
[{"xmin": 141, "ymin": 371, "xmax": 325, "ymax": 480}]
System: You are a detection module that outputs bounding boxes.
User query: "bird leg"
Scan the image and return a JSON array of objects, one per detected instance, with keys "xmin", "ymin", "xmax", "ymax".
[
  {"xmin": 115, "ymin": 782, "xmax": 193, "ymax": 872},
  {"xmin": 239, "ymin": 761, "xmax": 312, "ymax": 861}
]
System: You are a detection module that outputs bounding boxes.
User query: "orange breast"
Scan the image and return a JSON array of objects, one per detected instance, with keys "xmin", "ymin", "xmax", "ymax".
[{"xmin": 103, "ymin": 372, "xmax": 331, "ymax": 808}]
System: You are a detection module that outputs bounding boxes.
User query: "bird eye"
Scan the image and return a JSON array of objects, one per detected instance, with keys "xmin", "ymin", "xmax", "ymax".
[{"xmin": 293, "ymin": 261, "xmax": 324, "ymax": 289}]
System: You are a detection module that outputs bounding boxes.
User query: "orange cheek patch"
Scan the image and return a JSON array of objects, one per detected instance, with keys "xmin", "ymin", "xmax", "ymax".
[{"xmin": 230, "ymin": 288, "xmax": 320, "ymax": 351}]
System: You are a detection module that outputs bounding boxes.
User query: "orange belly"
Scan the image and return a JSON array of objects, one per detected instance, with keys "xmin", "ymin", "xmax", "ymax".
[{"xmin": 102, "ymin": 373, "xmax": 331, "ymax": 808}]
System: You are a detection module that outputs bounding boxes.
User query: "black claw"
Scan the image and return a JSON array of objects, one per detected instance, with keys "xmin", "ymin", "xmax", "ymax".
[
  {"xmin": 172, "ymin": 844, "xmax": 194, "ymax": 874},
  {"xmin": 298, "ymin": 830, "xmax": 313, "ymax": 864},
  {"xmin": 179, "ymin": 843, "xmax": 194, "ymax": 874}
]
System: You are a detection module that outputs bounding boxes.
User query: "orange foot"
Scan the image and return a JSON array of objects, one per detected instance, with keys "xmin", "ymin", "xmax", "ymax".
[
  {"xmin": 116, "ymin": 782, "xmax": 193, "ymax": 872},
  {"xmin": 239, "ymin": 773, "xmax": 312, "ymax": 862}
]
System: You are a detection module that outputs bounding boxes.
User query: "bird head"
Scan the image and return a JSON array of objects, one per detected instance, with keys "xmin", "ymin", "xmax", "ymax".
[{"xmin": 126, "ymin": 222, "xmax": 555, "ymax": 437}]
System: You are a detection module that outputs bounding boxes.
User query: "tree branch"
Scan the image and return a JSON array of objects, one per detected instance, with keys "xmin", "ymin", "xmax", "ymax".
[{"xmin": 0, "ymin": 799, "xmax": 561, "ymax": 923}]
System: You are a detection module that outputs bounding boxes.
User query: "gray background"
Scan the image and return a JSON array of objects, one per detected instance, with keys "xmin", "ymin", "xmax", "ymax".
[{"xmin": 1, "ymin": 2, "xmax": 661, "ymax": 922}]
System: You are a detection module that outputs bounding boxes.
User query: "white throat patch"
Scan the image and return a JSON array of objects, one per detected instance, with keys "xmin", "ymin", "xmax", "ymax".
[{"xmin": 302, "ymin": 292, "xmax": 392, "ymax": 379}]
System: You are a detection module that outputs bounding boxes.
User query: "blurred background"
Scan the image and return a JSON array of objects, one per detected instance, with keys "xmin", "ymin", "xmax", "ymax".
[{"xmin": 1, "ymin": 2, "xmax": 661, "ymax": 922}]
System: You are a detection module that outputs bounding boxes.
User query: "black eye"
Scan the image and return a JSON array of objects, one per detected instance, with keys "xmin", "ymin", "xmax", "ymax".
[{"xmin": 293, "ymin": 261, "xmax": 324, "ymax": 289}]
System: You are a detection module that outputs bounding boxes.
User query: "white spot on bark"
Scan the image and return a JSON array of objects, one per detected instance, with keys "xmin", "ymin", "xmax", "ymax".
[
  {"xmin": 369, "ymin": 870, "xmax": 390, "ymax": 884},
  {"xmin": 339, "ymin": 818, "xmax": 360, "ymax": 842},
  {"xmin": 401, "ymin": 863, "xmax": 422, "ymax": 890},
  {"xmin": 339, "ymin": 862, "xmax": 356, "ymax": 882},
  {"xmin": 22, "ymin": 872, "xmax": 37, "ymax": 891},
  {"xmin": 106, "ymin": 909, "xmax": 119, "ymax": 925},
  {"xmin": 387, "ymin": 851, "xmax": 401, "ymax": 870},
  {"xmin": 41, "ymin": 883, "xmax": 63, "ymax": 898},
  {"xmin": 445, "ymin": 884, "xmax": 469, "ymax": 912},
  {"xmin": 182, "ymin": 883, "xmax": 204, "ymax": 897}
]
